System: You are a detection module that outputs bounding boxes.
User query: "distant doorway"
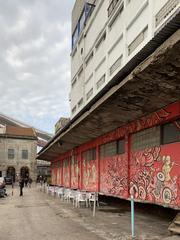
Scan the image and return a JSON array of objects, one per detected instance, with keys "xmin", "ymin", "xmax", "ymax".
[
  {"xmin": 20, "ymin": 166, "xmax": 29, "ymax": 179},
  {"xmin": 7, "ymin": 166, "xmax": 16, "ymax": 182}
]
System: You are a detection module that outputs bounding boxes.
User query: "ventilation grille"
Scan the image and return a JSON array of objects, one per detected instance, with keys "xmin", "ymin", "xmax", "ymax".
[
  {"xmin": 109, "ymin": 55, "xmax": 122, "ymax": 75},
  {"xmin": 128, "ymin": 27, "xmax": 148, "ymax": 55},
  {"xmin": 108, "ymin": 0, "xmax": 122, "ymax": 17},
  {"xmin": 96, "ymin": 74, "xmax": 105, "ymax": 89},
  {"xmin": 155, "ymin": 0, "xmax": 179, "ymax": 27}
]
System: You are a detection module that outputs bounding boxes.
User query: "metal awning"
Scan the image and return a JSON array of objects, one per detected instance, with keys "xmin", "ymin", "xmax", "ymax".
[{"xmin": 37, "ymin": 28, "xmax": 180, "ymax": 161}]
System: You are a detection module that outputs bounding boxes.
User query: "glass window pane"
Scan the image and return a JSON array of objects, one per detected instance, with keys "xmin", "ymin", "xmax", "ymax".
[
  {"xmin": 117, "ymin": 139, "xmax": 125, "ymax": 154},
  {"xmin": 162, "ymin": 122, "xmax": 180, "ymax": 145},
  {"xmin": 132, "ymin": 126, "xmax": 160, "ymax": 151},
  {"xmin": 8, "ymin": 149, "xmax": 14, "ymax": 159},
  {"xmin": 100, "ymin": 141, "xmax": 117, "ymax": 158},
  {"xmin": 79, "ymin": 10, "xmax": 85, "ymax": 34},
  {"xmin": 22, "ymin": 150, "xmax": 28, "ymax": 159}
]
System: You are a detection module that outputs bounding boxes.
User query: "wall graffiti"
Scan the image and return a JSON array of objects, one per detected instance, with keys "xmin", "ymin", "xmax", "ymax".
[
  {"xmin": 50, "ymin": 101, "xmax": 180, "ymax": 209},
  {"xmin": 82, "ymin": 158, "xmax": 96, "ymax": 191},
  {"xmin": 71, "ymin": 156, "xmax": 78, "ymax": 189},
  {"xmin": 63, "ymin": 158, "xmax": 70, "ymax": 187},
  {"xmin": 130, "ymin": 144, "xmax": 180, "ymax": 208},
  {"xmin": 100, "ymin": 155, "xmax": 128, "ymax": 198}
]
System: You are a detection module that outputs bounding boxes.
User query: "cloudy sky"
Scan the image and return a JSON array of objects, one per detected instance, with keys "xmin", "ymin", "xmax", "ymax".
[{"xmin": 0, "ymin": 0, "xmax": 75, "ymax": 134}]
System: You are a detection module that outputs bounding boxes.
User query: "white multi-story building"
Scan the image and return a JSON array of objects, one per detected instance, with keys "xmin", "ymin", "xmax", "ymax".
[{"xmin": 70, "ymin": 0, "xmax": 180, "ymax": 118}]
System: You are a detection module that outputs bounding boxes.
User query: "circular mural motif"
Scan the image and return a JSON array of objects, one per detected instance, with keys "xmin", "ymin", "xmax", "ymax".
[
  {"xmin": 162, "ymin": 187, "xmax": 172, "ymax": 204},
  {"xmin": 157, "ymin": 172, "xmax": 165, "ymax": 182}
]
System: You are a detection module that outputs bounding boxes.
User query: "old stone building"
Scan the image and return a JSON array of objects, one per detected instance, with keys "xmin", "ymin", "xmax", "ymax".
[{"xmin": 0, "ymin": 126, "xmax": 37, "ymax": 181}]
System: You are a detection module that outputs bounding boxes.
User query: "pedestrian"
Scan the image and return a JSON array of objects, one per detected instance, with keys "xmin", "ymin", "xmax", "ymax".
[
  {"xmin": 19, "ymin": 177, "xmax": 24, "ymax": 196},
  {"xmin": 39, "ymin": 175, "xmax": 43, "ymax": 186},
  {"xmin": 28, "ymin": 177, "xmax": 32, "ymax": 188},
  {"xmin": 24, "ymin": 176, "xmax": 28, "ymax": 187}
]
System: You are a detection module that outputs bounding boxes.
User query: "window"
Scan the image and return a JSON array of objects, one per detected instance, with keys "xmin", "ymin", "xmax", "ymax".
[
  {"xmin": 100, "ymin": 141, "xmax": 117, "ymax": 158},
  {"xmin": 83, "ymin": 148, "xmax": 96, "ymax": 161},
  {"xmin": 85, "ymin": 51, "xmax": 93, "ymax": 66},
  {"xmin": 85, "ymin": 73, "xmax": 93, "ymax": 85},
  {"xmin": 128, "ymin": 26, "xmax": 148, "ymax": 55},
  {"xmin": 96, "ymin": 74, "xmax": 105, "ymax": 89},
  {"xmin": 71, "ymin": 78, "xmax": 77, "ymax": 88},
  {"xmin": 100, "ymin": 139, "xmax": 125, "ymax": 158},
  {"xmin": 72, "ymin": 106, "xmax": 77, "ymax": 115},
  {"xmin": 78, "ymin": 66, "xmax": 83, "ymax": 78},
  {"xmin": 71, "ymin": 3, "xmax": 94, "ymax": 50},
  {"xmin": 8, "ymin": 149, "xmax": 15, "ymax": 159},
  {"xmin": 161, "ymin": 121, "xmax": 180, "ymax": 145},
  {"xmin": 78, "ymin": 98, "xmax": 83, "ymax": 108},
  {"xmin": 108, "ymin": 4, "xmax": 124, "ymax": 29},
  {"xmin": 95, "ymin": 32, "xmax": 106, "ymax": 51},
  {"xmin": 79, "ymin": 10, "xmax": 86, "ymax": 34},
  {"xmin": 108, "ymin": 0, "xmax": 121, "ymax": 17},
  {"xmin": 72, "ymin": 27, "xmax": 78, "ymax": 49},
  {"xmin": 22, "ymin": 150, "xmax": 28, "ymax": 159},
  {"xmin": 117, "ymin": 139, "xmax": 125, "ymax": 154},
  {"xmin": 155, "ymin": 0, "xmax": 179, "ymax": 27},
  {"xmin": 86, "ymin": 88, "xmax": 93, "ymax": 100},
  {"xmin": 132, "ymin": 126, "xmax": 160, "ymax": 151},
  {"xmin": 109, "ymin": 55, "xmax": 122, "ymax": 75}
]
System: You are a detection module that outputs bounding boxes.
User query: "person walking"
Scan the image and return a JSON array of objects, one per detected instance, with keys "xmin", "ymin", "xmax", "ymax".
[
  {"xmin": 19, "ymin": 177, "xmax": 24, "ymax": 196},
  {"xmin": 28, "ymin": 177, "xmax": 32, "ymax": 188}
]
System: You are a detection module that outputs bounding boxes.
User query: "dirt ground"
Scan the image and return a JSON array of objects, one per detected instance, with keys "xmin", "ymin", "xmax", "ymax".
[{"xmin": 0, "ymin": 185, "xmax": 179, "ymax": 240}]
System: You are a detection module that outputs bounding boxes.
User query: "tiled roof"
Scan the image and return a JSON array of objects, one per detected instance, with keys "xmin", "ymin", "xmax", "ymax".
[{"xmin": 4, "ymin": 126, "xmax": 37, "ymax": 138}]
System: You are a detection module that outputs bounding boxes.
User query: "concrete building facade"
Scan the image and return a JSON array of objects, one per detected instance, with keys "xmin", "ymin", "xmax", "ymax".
[
  {"xmin": 70, "ymin": 0, "xmax": 180, "ymax": 117},
  {"xmin": 0, "ymin": 126, "xmax": 37, "ymax": 181},
  {"xmin": 0, "ymin": 113, "xmax": 52, "ymax": 179},
  {"xmin": 37, "ymin": 0, "xmax": 180, "ymax": 211}
]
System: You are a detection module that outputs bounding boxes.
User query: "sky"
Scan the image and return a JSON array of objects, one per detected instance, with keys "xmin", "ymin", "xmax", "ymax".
[{"xmin": 0, "ymin": 0, "xmax": 75, "ymax": 134}]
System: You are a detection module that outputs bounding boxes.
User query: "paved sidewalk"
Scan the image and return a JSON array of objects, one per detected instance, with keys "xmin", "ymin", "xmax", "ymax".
[{"xmin": 0, "ymin": 185, "xmax": 177, "ymax": 240}]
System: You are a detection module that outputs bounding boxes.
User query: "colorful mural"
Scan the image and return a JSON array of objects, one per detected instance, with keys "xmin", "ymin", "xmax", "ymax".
[
  {"xmin": 50, "ymin": 101, "xmax": 180, "ymax": 209},
  {"xmin": 56, "ymin": 162, "xmax": 61, "ymax": 186},
  {"xmin": 71, "ymin": 156, "xmax": 78, "ymax": 189},
  {"xmin": 63, "ymin": 158, "xmax": 70, "ymax": 187},
  {"xmin": 82, "ymin": 158, "xmax": 96, "ymax": 191},
  {"xmin": 100, "ymin": 154, "xmax": 128, "ymax": 198},
  {"xmin": 130, "ymin": 143, "xmax": 180, "ymax": 208}
]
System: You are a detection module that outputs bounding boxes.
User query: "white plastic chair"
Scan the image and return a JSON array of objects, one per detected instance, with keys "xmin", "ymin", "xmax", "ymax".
[
  {"xmin": 88, "ymin": 192, "xmax": 99, "ymax": 207},
  {"xmin": 57, "ymin": 187, "xmax": 64, "ymax": 199},
  {"xmin": 76, "ymin": 191, "xmax": 88, "ymax": 208}
]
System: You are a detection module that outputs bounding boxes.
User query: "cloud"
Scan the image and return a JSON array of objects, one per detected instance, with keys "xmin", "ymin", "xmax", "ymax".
[{"xmin": 0, "ymin": 0, "xmax": 75, "ymax": 133}]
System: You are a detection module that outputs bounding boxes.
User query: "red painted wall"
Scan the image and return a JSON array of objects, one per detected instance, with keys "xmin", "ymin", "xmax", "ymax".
[
  {"xmin": 63, "ymin": 158, "xmax": 70, "ymax": 188},
  {"xmin": 82, "ymin": 157, "xmax": 96, "ymax": 192},
  {"xmin": 100, "ymin": 154, "xmax": 128, "ymax": 198},
  {"xmin": 71, "ymin": 156, "xmax": 79, "ymax": 189},
  {"xmin": 50, "ymin": 101, "xmax": 180, "ymax": 209}
]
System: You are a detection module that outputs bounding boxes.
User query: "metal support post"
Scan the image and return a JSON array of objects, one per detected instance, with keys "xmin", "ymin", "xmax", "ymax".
[{"xmin": 131, "ymin": 195, "xmax": 135, "ymax": 239}]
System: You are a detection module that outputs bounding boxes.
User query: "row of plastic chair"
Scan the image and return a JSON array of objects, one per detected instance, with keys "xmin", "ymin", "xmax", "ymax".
[{"xmin": 46, "ymin": 186, "xmax": 99, "ymax": 208}]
